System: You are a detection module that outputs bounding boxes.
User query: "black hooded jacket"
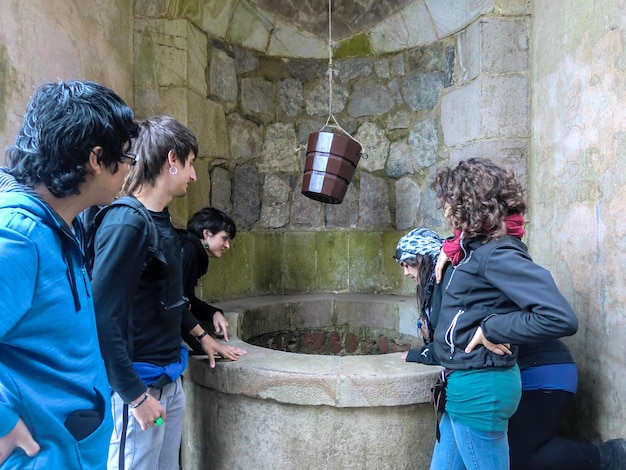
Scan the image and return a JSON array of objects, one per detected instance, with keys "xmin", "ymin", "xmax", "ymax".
[{"xmin": 431, "ymin": 235, "xmax": 578, "ymax": 370}]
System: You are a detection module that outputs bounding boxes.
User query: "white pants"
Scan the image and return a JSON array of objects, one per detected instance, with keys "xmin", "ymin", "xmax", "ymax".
[{"xmin": 108, "ymin": 378, "xmax": 186, "ymax": 470}]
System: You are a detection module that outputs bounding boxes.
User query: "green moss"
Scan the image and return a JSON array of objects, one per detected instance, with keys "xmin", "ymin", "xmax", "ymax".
[
  {"xmin": 201, "ymin": 232, "xmax": 253, "ymax": 301},
  {"xmin": 316, "ymin": 232, "xmax": 350, "ymax": 292},
  {"xmin": 382, "ymin": 231, "xmax": 408, "ymax": 293},
  {"xmin": 335, "ymin": 33, "xmax": 373, "ymax": 58},
  {"xmin": 253, "ymin": 232, "xmax": 284, "ymax": 294},
  {"xmin": 283, "ymin": 232, "xmax": 318, "ymax": 292},
  {"xmin": 348, "ymin": 232, "xmax": 382, "ymax": 293}
]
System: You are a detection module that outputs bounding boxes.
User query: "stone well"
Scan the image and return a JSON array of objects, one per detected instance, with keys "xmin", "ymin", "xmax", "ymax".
[{"xmin": 181, "ymin": 294, "xmax": 441, "ymax": 470}]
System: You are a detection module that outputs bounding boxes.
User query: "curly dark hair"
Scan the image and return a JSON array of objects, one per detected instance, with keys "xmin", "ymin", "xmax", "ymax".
[
  {"xmin": 6, "ymin": 80, "xmax": 138, "ymax": 197},
  {"xmin": 187, "ymin": 207, "xmax": 236, "ymax": 240},
  {"xmin": 431, "ymin": 158, "xmax": 527, "ymax": 240}
]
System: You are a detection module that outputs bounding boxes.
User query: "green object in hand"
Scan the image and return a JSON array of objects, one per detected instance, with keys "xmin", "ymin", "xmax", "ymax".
[{"xmin": 155, "ymin": 417, "xmax": 163, "ymax": 426}]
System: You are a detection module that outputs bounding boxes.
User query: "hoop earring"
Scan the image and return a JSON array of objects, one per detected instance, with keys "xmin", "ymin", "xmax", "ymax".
[{"xmin": 169, "ymin": 166, "xmax": 178, "ymax": 175}]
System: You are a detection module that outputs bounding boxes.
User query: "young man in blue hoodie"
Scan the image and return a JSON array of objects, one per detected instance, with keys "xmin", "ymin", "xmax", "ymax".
[{"xmin": 0, "ymin": 80, "xmax": 138, "ymax": 469}]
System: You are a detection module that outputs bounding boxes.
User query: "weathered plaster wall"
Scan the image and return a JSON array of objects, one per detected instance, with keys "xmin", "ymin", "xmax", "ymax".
[
  {"xmin": 0, "ymin": 0, "xmax": 134, "ymax": 157},
  {"xmin": 530, "ymin": 1, "xmax": 626, "ymax": 440}
]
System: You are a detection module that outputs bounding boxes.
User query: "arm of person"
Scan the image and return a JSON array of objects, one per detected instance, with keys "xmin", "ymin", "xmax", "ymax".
[
  {"xmin": 180, "ymin": 236, "xmax": 230, "ymax": 341},
  {"xmin": 90, "ymin": 208, "xmax": 164, "ymax": 430},
  {"xmin": 0, "ymin": 226, "xmax": 40, "ymax": 460},
  {"xmin": 187, "ymin": 323, "xmax": 246, "ymax": 368},
  {"xmin": 208, "ymin": 306, "xmax": 229, "ymax": 341},
  {"xmin": 402, "ymin": 345, "xmax": 440, "ymax": 365},
  {"xmin": 478, "ymin": 242, "xmax": 579, "ymax": 345},
  {"xmin": 0, "ymin": 419, "xmax": 40, "ymax": 465}
]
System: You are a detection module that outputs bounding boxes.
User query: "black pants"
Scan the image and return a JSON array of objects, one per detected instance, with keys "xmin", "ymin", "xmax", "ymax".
[{"xmin": 509, "ymin": 389, "xmax": 601, "ymax": 470}]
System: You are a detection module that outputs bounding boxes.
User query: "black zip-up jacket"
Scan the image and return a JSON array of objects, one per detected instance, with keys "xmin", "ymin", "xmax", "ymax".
[
  {"xmin": 432, "ymin": 235, "xmax": 578, "ymax": 370},
  {"xmin": 91, "ymin": 203, "xmax": 197, "ymax": 402}
]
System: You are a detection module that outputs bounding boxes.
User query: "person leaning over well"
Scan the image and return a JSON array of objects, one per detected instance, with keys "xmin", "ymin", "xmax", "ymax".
[
  {"xmin": 178, "ymin": 207, "xmax": 238, "ymax": 354},
  {"xmin": 427, "ymin": 158, "xmax": 578, "ymax": 470},
  {"xmin": 396, "ymin": 226, "xmax": 626, "ymax": 470}
]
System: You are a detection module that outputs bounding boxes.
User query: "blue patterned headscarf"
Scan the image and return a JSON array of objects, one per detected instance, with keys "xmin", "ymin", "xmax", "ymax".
[{"xmin": 394, "ymin": 228, "xmax": 443, "ymax": 264}]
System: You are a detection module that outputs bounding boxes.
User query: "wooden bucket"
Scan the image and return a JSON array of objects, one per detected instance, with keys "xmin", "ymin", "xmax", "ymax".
[{"xmin": 301, "ymin": 131, "xmax": 362, "ymax": 204}]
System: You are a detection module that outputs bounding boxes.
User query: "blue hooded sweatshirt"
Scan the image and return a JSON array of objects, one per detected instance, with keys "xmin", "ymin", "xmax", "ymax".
[{"xmin": 0, "ymin": 169, "xmax": 112, "ymax": 469}]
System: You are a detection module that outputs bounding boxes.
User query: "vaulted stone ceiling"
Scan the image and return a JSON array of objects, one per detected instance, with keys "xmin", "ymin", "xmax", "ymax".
[{"xmin": 247, "ymin": 0, "xmax": 416, "ymax": 40}]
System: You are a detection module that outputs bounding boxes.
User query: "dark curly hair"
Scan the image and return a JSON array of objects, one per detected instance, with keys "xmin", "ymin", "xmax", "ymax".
[
  {"xmin": 431, "ymin": 158, "xmax": 527, "ymax": 241},
  {"xmin": 187, "ymin": 207, "xmax": 236, "ymax": 240},
  {"xmin": 6, "ymin": 80, "xmax": 138, "ymax": 197}
]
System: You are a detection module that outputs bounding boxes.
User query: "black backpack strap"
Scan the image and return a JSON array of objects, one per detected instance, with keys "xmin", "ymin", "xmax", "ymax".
[{"xmin": 90, "ymin": 196, "xmax": 162, "ymax": 271}]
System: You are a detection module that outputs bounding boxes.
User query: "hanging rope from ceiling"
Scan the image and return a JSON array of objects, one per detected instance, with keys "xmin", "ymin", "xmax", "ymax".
[{"xmin": 320, "ymin": 0, "xmax": 364, "ymax": 153}]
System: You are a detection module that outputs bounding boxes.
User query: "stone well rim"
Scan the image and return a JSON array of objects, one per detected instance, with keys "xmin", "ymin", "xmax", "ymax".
[{"xmin": 185, "ymin": 293, "xmax": 442, "ymax": 408}]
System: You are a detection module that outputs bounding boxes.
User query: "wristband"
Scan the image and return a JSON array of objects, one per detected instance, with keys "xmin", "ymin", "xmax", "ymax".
[
  {"xmin": 130, "ymin": 392, "xmax": 149, "ymax": 409},
  {"xmin": 196, "ymin": 331, "xmax": 208, "ymax": 342}
]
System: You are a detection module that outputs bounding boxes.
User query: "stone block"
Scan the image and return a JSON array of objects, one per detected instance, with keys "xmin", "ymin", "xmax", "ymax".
[
  {"xmin": 395, "ymin": 177, "xmax": 422, "ymax": 230},
  {"xmin": 347, "ymin": 77, "xmax": 394, "ymax": 118},
  {"xmin": 291, "ymin": 184, "xmax": 324, "ymax": 229},
  {"xmin": 187, "ymin": 24, "xmax": 208, "ymax": 97},
  {"xmin": 402, "ymin": 71, "xmax": 445, "ymax": 112},
  {"xmin": 358, "ymin": 173, "xmax": 391, "ymax": 229},
  {"xmin": 227, "ymin": 1, "xmax": 272, "ymax": 52},
  {"xmin": 283, "ymin": 232, "xmax": 317, "ymax": 292},
  {"xmin": 316, "ymin": 231, "xmax": 350, "ymax": 293},
  {"xmin": 268, "ymin": 19, "xmax": 326, "ymax": 59},
  {"xmin": 259, "ymin": 174, "xmax": 290, "ymax": 229},
  {"xmin": 277, "ymin": 78, "xmax": 303, "ymax": 118},
  {"xmin": 325, "ymin": 184, "xmax": 359, "ymax": 229},
  {"xmin": 134, "ymin": 18, "xmax": 188, "ymax": 88},
  {"xmin": 233, "ymin": 164, "xmax": 260, "ymax": 230},
  {"xmin": 252, "ymin": 232, "xmax": 284, "ymax": 294},
  {"xmin": 185, "ymin": 157, "xmax": 210, "ymax": 215},
  {"xmin": 200, "ymin": 0, "xmax": 236, "ymax": 38},
  {"xmin": 425, "ymin": 0, "xmax": 494, "ymax": 38},
  {"xmin": 356, "ymin": 122, "xmax": 389, "ymax": 172},
  {"xmin": 481, "ymin": 18, "xmax": 528, "ymax": 74},
  {"xmin": 441, "ymin": 79, "xmax": 481, "ymax": 147},
  {"xmin": 209, "ymin": 48, "xmax": 238, "ymax": 105},
  {"xmin": 347, "ymin": 232, "xmax": 382, "ymax": 292},
  {"xmin": 226, "ymin": 113, "xmax": 262, "ymax": 161},
  {"xmin": 240, "ymin": 77, "xmax": 275, "ymax": 123},
  {"xmin": 481, "ymin": 75, "xmax": 529, "ymax": 138},
  {"xmin": 210, "ymin": 166, "xmax": 232, "ymax": 214},
  {"xmin": 259, "ymin": 123, "xmax": 299, "ymax": 172},
  {"xmin": 370, "ymin": 1, "xmax": 436, "ymax": 54}
]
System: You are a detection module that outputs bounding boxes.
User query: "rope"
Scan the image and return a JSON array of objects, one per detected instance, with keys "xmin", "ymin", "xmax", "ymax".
[{"xmin": 319, "ymin": 0, "xmax": 366, "ymax": 157}]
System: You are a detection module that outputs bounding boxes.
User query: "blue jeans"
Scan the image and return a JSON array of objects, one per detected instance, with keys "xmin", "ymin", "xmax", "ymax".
[{"xmin": 430, "ymin": 412, "xmax": 510, "ymax": 470}]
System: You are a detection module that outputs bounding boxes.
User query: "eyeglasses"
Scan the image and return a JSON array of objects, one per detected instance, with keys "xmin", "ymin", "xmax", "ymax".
[{"xmin": 120, "ymin": 151, "xmax": 139, "ymax": 166}]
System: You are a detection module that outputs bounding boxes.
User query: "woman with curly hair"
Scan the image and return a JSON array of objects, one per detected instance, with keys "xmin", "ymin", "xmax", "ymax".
[{"xmin": 427, "ymin": 158, "xmax": 578, "ymax": 470}]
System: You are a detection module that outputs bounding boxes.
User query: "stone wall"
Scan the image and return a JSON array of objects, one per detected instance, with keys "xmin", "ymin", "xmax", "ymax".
[
  {"xmin": 129, "ymin": 2, "xmax": 531, "ymax": 300},
  {"xmin": 530, "ymin": 0, "xmax": 626, "ymax": 442},
  {"xmin": 0, "ymin": 0, "xmax": 134, "ymax": 155}
]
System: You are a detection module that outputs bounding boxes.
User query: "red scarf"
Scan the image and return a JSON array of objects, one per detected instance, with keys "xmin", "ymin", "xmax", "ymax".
[{"xmin": 442, "ymin": 214, "xmax": 525, "ymax": 266}]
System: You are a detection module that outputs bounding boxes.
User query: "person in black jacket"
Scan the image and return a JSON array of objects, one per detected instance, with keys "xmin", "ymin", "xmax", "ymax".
[
  {"xmin": 396, "ymin": 226, "xmax": 626, "ymax": 470},
  {"xmin": 179, "ymin": 207, "xmax": 237, "ymax": 354},
  {"xmin": 91, "ymin": 116, "xmax": 245, "ymax": 470},
  {"xmin": 427, "ymin": 158, "xmax": 578, "ymax": 470}
]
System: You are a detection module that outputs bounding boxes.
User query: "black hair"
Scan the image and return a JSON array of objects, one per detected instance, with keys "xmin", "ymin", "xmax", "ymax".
[
  {"xmin": 6, "ymin": 80, "xmax": 138, "ymax": 197},
  {"xmin": 187, "ymin": 207, "xmax": 236, "ymax": 240},
  {"xmin": 122, "ymin": 115, "xmax": 198, "ymax": 195},
  {"xmin": 403, "ymin": 254, "xmax": 436, "ymax": 315}
]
